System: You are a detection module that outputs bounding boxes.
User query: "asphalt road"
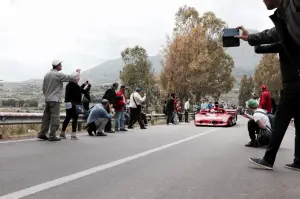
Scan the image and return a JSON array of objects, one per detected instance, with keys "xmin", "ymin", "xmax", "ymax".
[{"xmin": 0, "ymin": 117, "xmax": 299, "ymax": 199}]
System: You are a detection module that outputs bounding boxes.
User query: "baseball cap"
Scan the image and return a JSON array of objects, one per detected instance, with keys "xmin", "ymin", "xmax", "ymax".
[
  {"xmin": 136, "ymin": 88, "xmax": 142, "ymax": 92},
  {"xmin": 247, "ymin": 99, "xmax": 258, "ymax": 108},
  {"xmin": 52, "ymin": 60, "xmax": 63, "ymax": 67}
]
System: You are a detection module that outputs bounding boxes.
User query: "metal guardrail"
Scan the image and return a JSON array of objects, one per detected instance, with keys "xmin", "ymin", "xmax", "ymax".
[{"xmin": 0, "ymin": 112, "xmax": 195, "ymax": 125}]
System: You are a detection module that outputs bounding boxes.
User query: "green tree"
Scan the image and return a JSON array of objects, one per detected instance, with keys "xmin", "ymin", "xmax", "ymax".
[
  {"xmin": 160, "ymin": 6, "xmax": 235, "ymax": 101},
  {"xmin": 120, "ymin": 46, "xmax": 160, "ymax": 112},
  {"xmin": 247, "ymin": 75, "xmax": 255, "ymax": 95},
  {"xmin": 238, "ymin": 74, "xmax": 253, "ymax": 106},
  {"xmin": 254, "ymin": 54, "xmax": 281, "ymax": 102}
]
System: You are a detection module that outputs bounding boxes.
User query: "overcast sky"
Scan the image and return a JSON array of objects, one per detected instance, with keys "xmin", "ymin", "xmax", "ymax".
[{"xmin": 0, "ymin": 0, "xmax": 274, "ymax": 81}]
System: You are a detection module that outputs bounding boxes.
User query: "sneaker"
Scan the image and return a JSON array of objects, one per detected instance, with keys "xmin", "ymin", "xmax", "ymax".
[
  {"xmin": 48, "ymin": 137, "xmax": 61, "ymax": 142},
  {"xmin": 245, "ymin": 140, "xmax": 258, "ymax": 148},
  {"xmin": 284, "ymin": 163, "xmax": 300, "ymax": 171},
  {"xmin": 60, "ymin": 133, "xmax": 67, "ymax": 139},
  {"xmin": 71, "ymin": 136, "xmax": 78, "ymax": 140},
  {"xmin": 249, "ymin": 158, "xmax": 273, "ymax": 170},
  {"xmin": 128, "ymin": 126, "xmax": 134, "ymax": 129},
  {"xmin": 120, "ymin": 129, "xmax": 128, "ymax": 131},
  {"xmin": 115, "ymin": 130, "xmax": 120, "ymax": 132},
  {"xmin": 96, "ymin": 131, "xmax": 107, "ymax": 136},
  {"xmin": 37, "ymin": 135, "xmax": 48, "ymax": 140},
  {"xmin": 140, "ymin": 127, "xmax": 147, "ymax": 129}
]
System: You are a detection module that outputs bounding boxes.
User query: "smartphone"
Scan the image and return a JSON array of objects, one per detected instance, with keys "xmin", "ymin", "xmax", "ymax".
[{"xmin": 222, "ymin": 28, "xmax": 240, "ymax": 47}]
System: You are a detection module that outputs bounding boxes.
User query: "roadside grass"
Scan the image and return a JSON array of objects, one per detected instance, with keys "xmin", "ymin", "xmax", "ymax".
[{"xmin": 0, "ymin": 119, "xmax": 166, "ymax": 140}]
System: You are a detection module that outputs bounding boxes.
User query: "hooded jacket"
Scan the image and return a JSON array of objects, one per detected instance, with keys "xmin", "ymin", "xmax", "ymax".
[{"xmin": 259, "ymin": 86, "xmax": 272, "ymax": 113}]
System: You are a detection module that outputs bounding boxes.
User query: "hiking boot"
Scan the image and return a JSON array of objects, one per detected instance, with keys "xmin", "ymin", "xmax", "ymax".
[
  {"xmin": 284, "ymin": 163, "xmax": 300, "ymax": 171},
  {"xmin": 37, "ymin": 135, "xmax": 48, "ymax": 140},
  {"xmin": 96, "ymin": 131, "xmax": 107, "ymax": 136},
  {"xmin": 245, "ymin": 140, "xmax": 258, "ymax": 148},
  {"xmin": 60, "ymin": 133, "xmax": 67, "ymax": 139},
  {"xmin": 249, "ymin": 157, "xmax": 273, "ymax": 170},
  {"xmin": 48, "ymin": 137, "xmax": 61, "ymax": 142}
]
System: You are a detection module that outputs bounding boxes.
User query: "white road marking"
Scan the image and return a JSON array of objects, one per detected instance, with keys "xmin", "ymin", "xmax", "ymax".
[{"xmin": 0, "ymin": 128, "xmax": 219, "ymax": 199}]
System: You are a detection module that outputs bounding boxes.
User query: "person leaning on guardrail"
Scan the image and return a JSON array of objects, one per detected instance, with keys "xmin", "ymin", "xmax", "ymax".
[{"xmin": 37, "ymin": 60, "xmax": 80, "ymax": 142}]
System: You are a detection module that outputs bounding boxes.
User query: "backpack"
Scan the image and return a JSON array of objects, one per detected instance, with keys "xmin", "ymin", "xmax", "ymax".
[{"xmin": 254, "ymin": 110, "xmax": 274, "ymax": 146}]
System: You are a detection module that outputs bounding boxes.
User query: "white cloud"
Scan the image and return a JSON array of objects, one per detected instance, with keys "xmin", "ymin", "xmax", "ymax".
[{"xmin": 0, "ymin": 0, "xmax": 274, "ymax": 81}]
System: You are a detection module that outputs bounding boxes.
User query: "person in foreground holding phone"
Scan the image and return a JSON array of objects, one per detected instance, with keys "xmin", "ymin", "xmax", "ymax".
[
  {"xmin": 235, "ymin": 0, "xmax": 300, "ymax": 171},
  {"xmin": 243, "ymin": 99, "xmax": 273, "ymax": 148}
]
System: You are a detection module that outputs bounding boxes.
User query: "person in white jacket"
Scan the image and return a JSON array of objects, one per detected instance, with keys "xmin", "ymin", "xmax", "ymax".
[
  {"xmin": 128, "ymin": 88, "xmax": 146, "ymax": 129},
  {"xmin": 184, "ymin": 99, "xmax": 190, "ymax": 123}
]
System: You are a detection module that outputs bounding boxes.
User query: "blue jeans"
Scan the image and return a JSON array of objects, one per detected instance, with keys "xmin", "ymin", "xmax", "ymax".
[{"xmin": 115, "ymin": 111, "xmax": 125, "ymax": 130}]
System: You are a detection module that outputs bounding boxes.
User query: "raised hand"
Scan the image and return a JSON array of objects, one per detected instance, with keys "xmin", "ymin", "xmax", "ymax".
[{"xmin": 235, "ymin": 26, "xmax": 249, "ymax": 41}]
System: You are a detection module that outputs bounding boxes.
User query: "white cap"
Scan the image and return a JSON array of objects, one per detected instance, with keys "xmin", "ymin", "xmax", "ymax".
[{"xmin": 52, "ymin": 60, "xmax": 63, "ymax": 67}]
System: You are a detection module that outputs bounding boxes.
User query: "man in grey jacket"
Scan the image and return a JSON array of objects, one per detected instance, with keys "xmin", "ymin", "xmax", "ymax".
[
  {"xmin": 236, "ymin": 0, "xmax": 300, "ymax": 171},
  {"xmin": 37, "ymin": 60, "xmax": 80, "ymax": 141}
]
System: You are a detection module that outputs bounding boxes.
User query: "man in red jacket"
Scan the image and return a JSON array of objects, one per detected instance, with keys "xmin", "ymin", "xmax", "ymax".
[
  {"xmin": 259, "ymin": 85, "xmax": 272, "ymax": 113},
  {"xmin": 114, "ymin": 85, "xmax": 127, "ymax": 132}
]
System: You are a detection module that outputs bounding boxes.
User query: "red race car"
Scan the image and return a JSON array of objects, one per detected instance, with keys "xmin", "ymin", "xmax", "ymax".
[{"xmin": 194, "ymin": 108, "xmax": 237, "ymax": 127}]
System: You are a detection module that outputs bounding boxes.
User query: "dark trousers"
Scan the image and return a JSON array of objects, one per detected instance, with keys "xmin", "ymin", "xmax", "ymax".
[
  {"xmin": 247, "ymin": 120, "xmax": 260, "ymax": 140},
  {"xmin": 62, "ymin": 107, "xmax": 79, "ymax": 132},
  {"xmin": 264, "ymin": 83, "xmax": 300, "ymax": 165},
  {"xmin": 167, "ymin": 111, "xmax": 173, "ymax": 124},
  {"xmin": 178, "ymin": 113, "xmax": 183, "ymax": 122},
  {"xmin": 129, "ymin": 108, "xmax": 144, "ymax": 128},
  {"xmin": 141, "ymin": 113, "xmax": 147, "ymax": 125},
  {"xmin": 184, "ymin": 110, "xmax": 189, "ymax": 122}
]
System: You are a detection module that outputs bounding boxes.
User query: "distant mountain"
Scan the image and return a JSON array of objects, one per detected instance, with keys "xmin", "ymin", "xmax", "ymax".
[
  {"xmin": 3, "ymin": 29, "xmax": 262, "ymax": 87},
  {"xmin": 80, "ymin": 56, "xmax": 163, "ymax": 84}
]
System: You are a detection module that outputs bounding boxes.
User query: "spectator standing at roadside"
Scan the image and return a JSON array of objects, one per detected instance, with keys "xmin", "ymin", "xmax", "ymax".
[
  {"xmin": 37, "ymin": 60, "xmax": 80, "ymax": 141},
  {"xmin": 102, "ymin": 82, "xmax": 118, "ymax": 133},
  {"xmin": 128, "ymin": 88, "xmax": 146, "ymax": 129},
  {"xmin": 115, "ymin": 85, "xmax": 127, "ymax": 132},
  {"xmin": 259, "ymin": 85, "xmax": 272, "ymax": 113},
  {"xmin": 60, "ymin": 80, "xmax": 91, "ymax": 140},
  {"xmin": 166, "ymin": 93, "xmax": 176, "ymax": 125},
  {"xmin": 236, "ymin": 0, "xmax": 300, "ymax": 170},
  {"xmin": 184, "ymin": 98, "xmax": 190, "ymax": 123}
]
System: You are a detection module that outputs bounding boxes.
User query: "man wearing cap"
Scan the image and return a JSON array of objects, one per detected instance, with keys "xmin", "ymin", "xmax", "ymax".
[
  {"xmin": 85, "ymin": 99, "xmax": 112, "ymax": 136},
  {"xmin": 243, "ymin": 99, "xmax": 272, "ymax": 148},
  {"xmin": 259, "ymin": 85, "xmax": 272, "ymax": 113},
  {"xmin": 37, "ymin": 60, "xmax": 80, "ymax": 141},
  {"xmin": 114, "ymin": 85, "xmax": 127, "ymax": 132},
  {"xmin": 102, "ymin": 82, "xmax": 119, "ymax": 133},
  {"xmin": 128, "ymin": 88, "xmax": 146, "ymax": 129}
]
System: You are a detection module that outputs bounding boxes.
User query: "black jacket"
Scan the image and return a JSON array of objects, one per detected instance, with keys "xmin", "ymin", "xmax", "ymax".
[
  {"xmin": 102, "ymin": 87, "xmax": 117, "ymax": 105},
  {"xmin": 248, "ymin": 7, "xmax": 300, "ymax": 84},
  {"xmin": 166, "ymin": 98, "xmax": 174, "ymax": 112},
  {"xmin": 65, "ymin": 82, "xmax": 91, "ymax": 104},
  {"xmin": 254, "ymin": 43, "xmax": 299, "ymax": 83}
]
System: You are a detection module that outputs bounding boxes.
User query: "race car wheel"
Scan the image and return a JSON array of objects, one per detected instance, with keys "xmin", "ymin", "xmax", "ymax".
[{"xmin": 228, "ymin": 119, "xmax": 233, "ymax": 127}]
